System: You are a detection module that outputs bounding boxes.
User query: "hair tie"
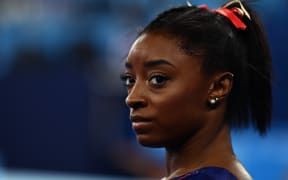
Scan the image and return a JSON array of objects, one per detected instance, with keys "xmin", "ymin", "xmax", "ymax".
[
  {"xmin": 189, "ymin": 0, "xmax": 251, "ymax": 30},
  {"xmin": 213, "ymin": 8, "xmax": 247, "ymax": 30}
]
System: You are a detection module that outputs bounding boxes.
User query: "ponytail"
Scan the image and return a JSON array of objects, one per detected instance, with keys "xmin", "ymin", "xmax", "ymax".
[{"xmin": 234, "ymin": 3, "xmax": 272, "ymax": 135}]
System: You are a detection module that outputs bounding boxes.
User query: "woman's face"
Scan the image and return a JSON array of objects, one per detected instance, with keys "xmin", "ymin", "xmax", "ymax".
[{"xmin": 123, "ymin": 33, "xmax": 213, "ymax": 148}]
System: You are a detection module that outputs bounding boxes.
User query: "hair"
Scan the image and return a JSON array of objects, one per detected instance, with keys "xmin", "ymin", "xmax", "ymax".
[{"xmin": 138, "ymin": 1, "xmax": 272, "ymax": 135}]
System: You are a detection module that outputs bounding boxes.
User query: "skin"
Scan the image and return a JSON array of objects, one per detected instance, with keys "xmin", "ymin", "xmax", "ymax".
[{"xmin": 123, "ymin": 33, "xmax": 252, "ymax": 180}]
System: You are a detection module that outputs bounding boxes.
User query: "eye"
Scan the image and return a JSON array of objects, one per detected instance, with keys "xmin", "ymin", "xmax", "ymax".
[
  {"xmin": 149, "ymin": 74, "xmax": 169, "ymax": 87},
  {"xmin": 120, "ymin": 74, "xmax": 135, "ymax": 87}
]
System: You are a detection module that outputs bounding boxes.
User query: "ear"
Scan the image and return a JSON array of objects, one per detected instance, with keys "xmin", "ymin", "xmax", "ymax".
[{"xmin": 208, "ymin": 72, "xmax": 234, "ymax": 101}]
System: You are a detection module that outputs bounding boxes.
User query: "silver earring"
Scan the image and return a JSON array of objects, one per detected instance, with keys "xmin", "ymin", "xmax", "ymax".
[{"xmin": 209, "ymin": 97, "xmax": 219, "ymax": 105}]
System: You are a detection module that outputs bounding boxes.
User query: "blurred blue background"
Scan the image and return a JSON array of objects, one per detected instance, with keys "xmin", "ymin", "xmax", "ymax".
[{"xmin": 0, "ymin": 0, "xmax": 287, "ymax": 179}]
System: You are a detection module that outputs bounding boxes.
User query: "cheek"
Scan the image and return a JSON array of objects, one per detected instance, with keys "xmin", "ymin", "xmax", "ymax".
[
  {"xmin": 152, "ymin": 85, "xmax": 208, "ymax": 129},
  {"xmin": 146, "ymin": 90, "xmax": 207, "ymax": 147},
  {"xmin": 154, "ymin": 83, "xmax": 207, "ymax": 113}
]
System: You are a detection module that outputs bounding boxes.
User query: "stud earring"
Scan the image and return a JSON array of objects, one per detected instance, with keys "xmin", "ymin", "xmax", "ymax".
[
  {"xmin": 208, "ymin": 97, "xmax": 219, "ymax": 108},
  {"xmin": 209, "ymin": 97, "xmax": 219, "ymax": 105}
]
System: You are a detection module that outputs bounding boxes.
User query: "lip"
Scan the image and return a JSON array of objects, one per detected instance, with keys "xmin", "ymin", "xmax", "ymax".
[
  {"xmin": 130, "ymin": 115, "xmax": 151, "ymax": 123},
  {"xmin": 130, "ymin": 115, "xmax": 152, "ymax": 133}
]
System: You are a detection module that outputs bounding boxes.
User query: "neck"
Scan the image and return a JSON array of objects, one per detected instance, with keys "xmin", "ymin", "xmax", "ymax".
[{"xmin": 164, "ymin": 124, "xmax": 235, "ymax": 179}]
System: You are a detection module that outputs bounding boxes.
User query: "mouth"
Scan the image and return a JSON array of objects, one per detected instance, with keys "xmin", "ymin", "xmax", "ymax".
[
  {"xmin": 130, "ymin": 115, "xmax": 151, "ymax": 122},
  {"xmin": 130, "ymin": 115, "xmax": 152, "ymax": 133}
]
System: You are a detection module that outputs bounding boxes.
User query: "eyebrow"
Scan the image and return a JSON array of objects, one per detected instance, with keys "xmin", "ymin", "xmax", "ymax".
[{"xmin": 125, "ymin": 59, "xmax": 176, "ymax": 69}]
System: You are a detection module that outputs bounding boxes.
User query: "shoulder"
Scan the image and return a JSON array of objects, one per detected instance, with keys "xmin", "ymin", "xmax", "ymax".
[
  {"xmin": 174, "ymin": 167, "xmax": 238, "ymax": 180},
  {"xmin": 229, "ymin": 161, "xmax": 253, "ymax": 180}
]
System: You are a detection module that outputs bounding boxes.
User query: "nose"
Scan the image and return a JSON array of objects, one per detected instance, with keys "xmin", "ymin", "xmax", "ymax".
[{"xmin": 125, "ymin": 84, "xmax": 147, "ymax": 110}]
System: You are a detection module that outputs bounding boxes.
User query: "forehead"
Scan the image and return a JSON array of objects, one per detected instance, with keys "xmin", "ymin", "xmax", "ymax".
[
  {"xmin": 127, "ymin": 33, "xmax": 187, "ymax": 64},
  {"xmin": 126, "ymin": 34, "xmax": 201, "ymax": 70}
]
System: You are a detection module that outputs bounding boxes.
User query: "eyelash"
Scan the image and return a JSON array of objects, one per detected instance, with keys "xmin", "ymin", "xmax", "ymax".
[
  {"xmin": 148, "ymin": 74, "xmax": 169, "ymax": 87},
  {"xmin": 120, "ymin": 74, "xmax": 135, "ymax": 88},
  {"xmin": 120, "ymin": 73, "xmax": 170, "ymax": 89}
]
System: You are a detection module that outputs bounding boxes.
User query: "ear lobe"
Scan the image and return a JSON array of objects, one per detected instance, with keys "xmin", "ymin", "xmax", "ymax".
[{"xmin": 208, "ymin": 72, "xmax": 234, "ymax": 100}]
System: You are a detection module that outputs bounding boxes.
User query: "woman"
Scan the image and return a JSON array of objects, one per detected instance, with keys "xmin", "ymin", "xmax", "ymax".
[{"xmin": 121, "ymin": 0, "xmax": 272, "ymax": 179}]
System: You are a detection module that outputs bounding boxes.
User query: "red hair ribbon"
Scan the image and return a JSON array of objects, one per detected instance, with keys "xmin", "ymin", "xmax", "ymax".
[
  {"xmin": 214, "ymin": 8, "xmax": 247, "ymax": 30},
  {"xmin": 198, "ymin": 4, "xmax": 247, "ymax": 30},
  {"xmin": 198, "ymin": 4, "xmax": 209, "ymax": 10}
]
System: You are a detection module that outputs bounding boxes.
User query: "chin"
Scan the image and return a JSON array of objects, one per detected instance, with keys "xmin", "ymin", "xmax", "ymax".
[{"xmin": 136, "ymin": 135, "xmax": 165, "ymax": 148}]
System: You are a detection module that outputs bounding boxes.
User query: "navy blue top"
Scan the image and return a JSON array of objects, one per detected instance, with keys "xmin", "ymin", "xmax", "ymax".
[{"xmin": 171, "ymin": 167, "xmax": 238, "ymax": 180}]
